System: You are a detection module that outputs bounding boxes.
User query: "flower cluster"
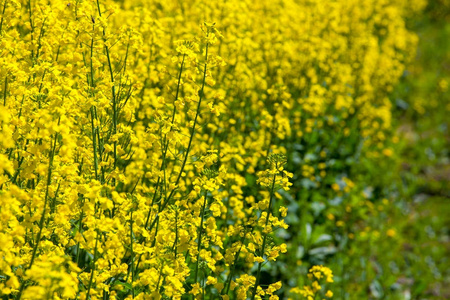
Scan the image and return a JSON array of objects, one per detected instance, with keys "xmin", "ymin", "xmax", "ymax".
[{"xmin": 290, "ymin": 266, "xmax": 334, "ymax": 300}]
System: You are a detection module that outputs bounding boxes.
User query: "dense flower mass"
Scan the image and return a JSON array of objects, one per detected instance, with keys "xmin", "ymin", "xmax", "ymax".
[
  {"xmin": 1, "ymin": 0, "xmax": 445, "ymax": 299},
  {"xmin": 289, "ymin": 266, "xmax": 334, "ymax": 300}
]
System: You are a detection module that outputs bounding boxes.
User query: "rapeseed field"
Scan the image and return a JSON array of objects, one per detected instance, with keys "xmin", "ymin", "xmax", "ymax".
[{"xmin": 0, "ymin": 0, "xmax": 448, "ymax": 299}]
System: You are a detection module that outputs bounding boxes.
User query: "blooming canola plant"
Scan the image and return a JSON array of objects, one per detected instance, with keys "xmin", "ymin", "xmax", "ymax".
[{"xmin": 0, "ymin": 0, "xmax": 429, "ymax": 299}]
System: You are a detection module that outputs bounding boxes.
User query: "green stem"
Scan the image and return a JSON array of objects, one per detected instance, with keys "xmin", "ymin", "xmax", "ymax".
[
  {"xmin": 76, "ymin": 199, "xmax": 84, "ymax": 267},
  {"xmin": 194, "ymin": 193, "xmax": 208, "ymax": 284},
  {"xmin": 160, "ymin": 53, "xmax": 186, "ymax": 200},
  {"xmin": 89, "ymin": 36, "xmax": 95, "ymax": 88},
  {"xmin": 96, "ymin": 0, "xmax": 117, "ymax": 186},
  {"xmin": 154, "ymin": 262, "xmax": 165, "ymax": 295},
  {"xmin": 147, "ymin": 36, "xmax": 210, "ymax": 233},
  {"xmin": 86, "ymin": 229, "xmax": 100, "ymax": 300},
  {"xmin": 250, "ymin": 171, "xmax": 277, "ymax": 300},
  {"xmin": 17, "ymin": 132, "xmax": 58, "ymax": 300},
  {"xmin": 90, "ymin": 107, "xmax": 99, "ymax": 180},
  {"xmin": 2, "ymin": 76, "xmax": 7, "ymax": 106},
  {"xmin": 223, "ymin": 231, "xmax": 247, "ymax": 295},
  {"xmin": 175, "ymin": 41, "xmax": 209, "ymax": 190},
  {"xmin": 141, "ymin": 53, "xmax": 186, "ymax": 237},
  {"xmin": 27, "ymin": 0, "xmax": 34, "ymax": 64},
  {"xmin": 0, "ymin": 0, "xmax": 7, "ymax": 34},
  {"xmin": 132, "ymin": 35, "xmax": 213, "ymax": 289},
  {"xmin": 172, "ymin": 207, "xmax": 179, "ymax": 257},
  {"xmin": 134, "ymin": 44, "xmax": 206, "ymax": 275},
  {"xmin": 130, "ymin": 209, "xmax": 135, "ymax": 297}
]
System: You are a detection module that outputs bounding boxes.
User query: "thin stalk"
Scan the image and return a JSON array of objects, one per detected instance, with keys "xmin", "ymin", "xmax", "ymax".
[
  {"xmin": 159, "ymin": 53, "xmax": 186, "ymax": 199},
  {"xmin": 154, "ymin": 262, "xmax": 165, "ymax": 295},
  {"xmin": 3, "ymin": 76, "xmax": 7, "ymax": 106},
  {"xmin": 194, "ymin": 193, "xmax": 208, "ymax": 284},
  {"xmin": 76, "ymin": 200, "xmax": 84, "ymax": 267},
  {"xmin": 87, "ymin": 30, "xmax": 100, "ymax": 183},
  {"xmin": 34, "ymin": 17, "xmax": 47, "ymax": 61},
  {"xmin": 141, "ymin": 54, "xmax": 185, "ymax": 236},
  {"xmin": 130, "ymin": 182, "xmax": 160, "ymax": 274},
  {"xmin": 106, "ymin": 44, "xmax": 117, "ymax": 181},
  {"xmin": 86, "ymin": 228, "xmax": 100, "ymax": 299},
  {"xmin": 129, "ymin": 53, "xmax": 187, "ymax": 274},
  {"xmin": 148, "ymin": 36, "xmax": 210, "ymax": 232},
  {"xmin": 135, "ymin": 35, "xmax": 210, "ymax": 279},
  {"xmin": 174, "ymin": 40, "xmax": 209, "ymax": 190},
  {"xmin": 172, "ymin": 207, "xmax": 179, "ymax": 257},
  {"xmin": 129, "ymin": 209, "xmax": 135, "ymax": 298},
  {"xmin": 223, "ymin": 232, "xmax": 247, "ymax": 295},
  {"xmin": 0, "ymin": 0, "xmax": 7, "ymax": 34},
  {"xmin": 50, "ymin": 182, "xmax": 61, "ymax": 214},
  {"xmin": 16, "ymin": 132, "xmax": 58, "ymax": 300},
  {"xmin": 201, "ymin": 275, "xmax": 206, "ymax": 299},
  {"xmin": 27, "ymin": 0, "xmax": 34, "ymax": 63},
  {"xmin": 96, "ymin": 0, "xmax": 117, "ymax": 185},
  {"xmin": 89, "ymin": 36, "xmax": 95, "ymax": 88},
  {"xmin": 250, "ymin": 171, "xmax": 277, "ymax": 300},
  {"xmin": 91, "ymin": 107, "xmax": 99, "ymax": 180},
  {"xmin": 142, "ymin": 178, "xmax": 160, "ymax": 231}
]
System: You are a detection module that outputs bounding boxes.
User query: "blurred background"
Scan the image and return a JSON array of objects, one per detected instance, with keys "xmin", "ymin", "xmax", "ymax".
[{"xmin": 391, "ymin": 0, "xmax": 450, "ymax": 297}]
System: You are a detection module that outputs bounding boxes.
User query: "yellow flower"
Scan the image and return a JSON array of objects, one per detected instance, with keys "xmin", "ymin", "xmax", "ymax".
[
  {"xmin": 387, "ymin": 229, "xmax": 396, "ymax": 237},
  {"xmin": 189, "ymin": 283, "xmax": 201, "ymax": 296},
  {"xmin": 206, "ymin": 276, "xmax": 217, "ymax": 285}
]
